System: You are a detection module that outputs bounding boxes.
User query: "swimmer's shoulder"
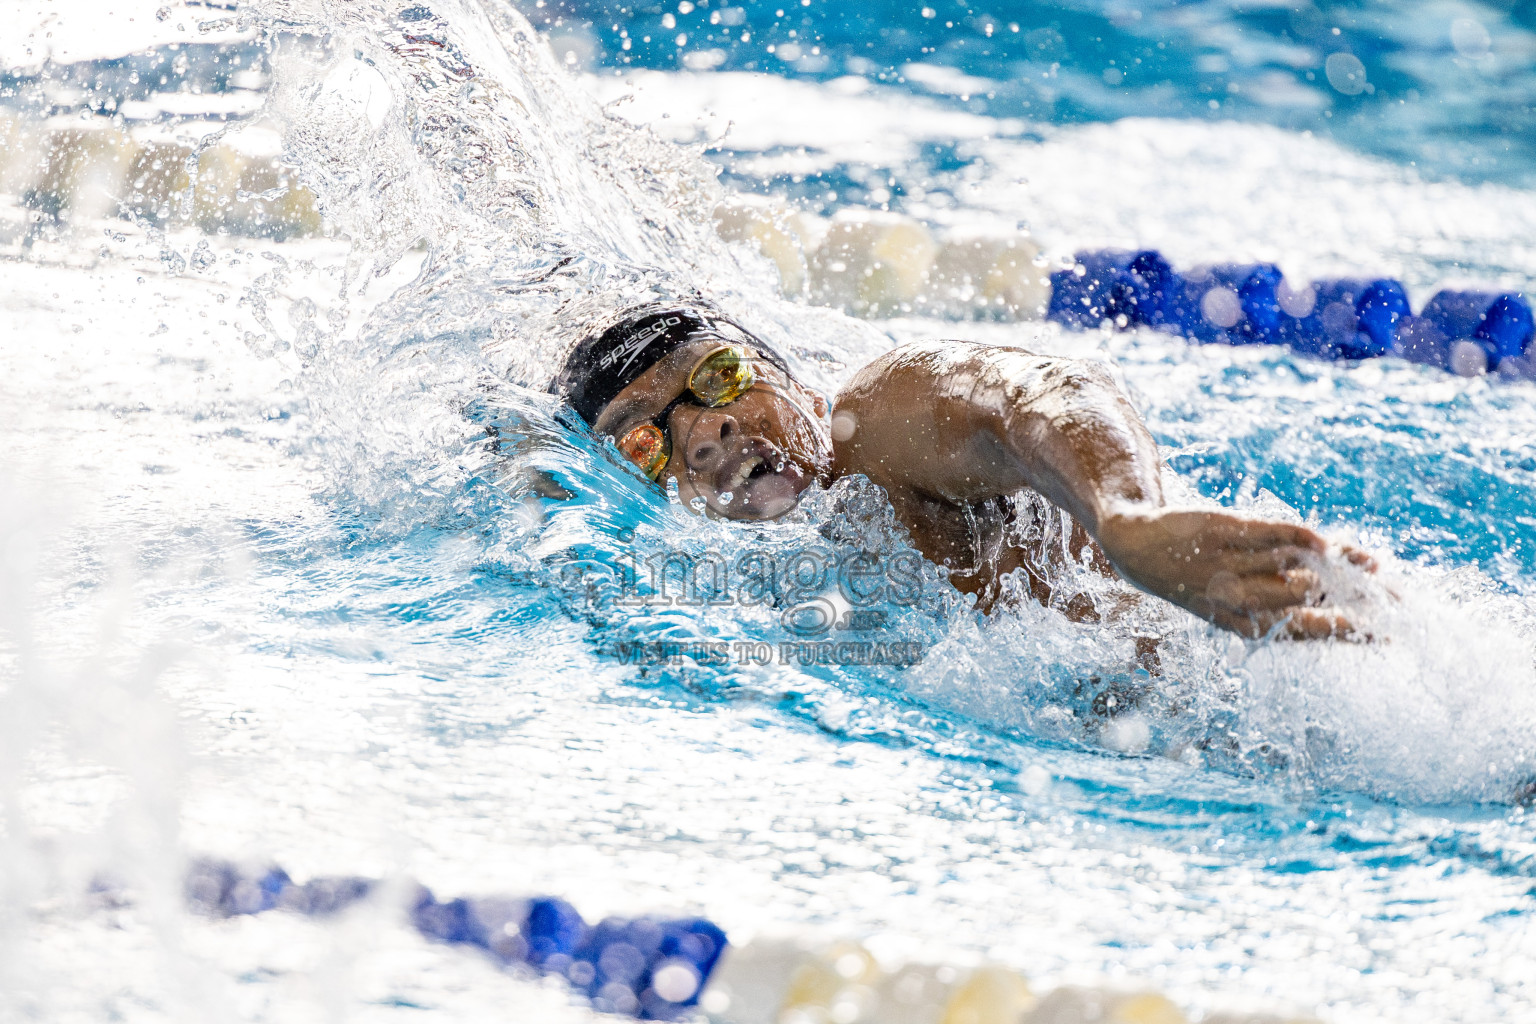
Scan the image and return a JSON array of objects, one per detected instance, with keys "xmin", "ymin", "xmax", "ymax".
[{"xmin": 835, "ymin": 337, "xmax": 1042, "ymax": 407}]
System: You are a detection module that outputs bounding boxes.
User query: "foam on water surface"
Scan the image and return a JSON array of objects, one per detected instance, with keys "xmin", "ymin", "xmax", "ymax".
[{"xmin": 2, "ymin": 1, "xmax": 1535, "ymax": 1021}]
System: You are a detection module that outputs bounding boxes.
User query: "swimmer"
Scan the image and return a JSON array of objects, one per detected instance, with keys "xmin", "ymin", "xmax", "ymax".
[{"xmin": 551, "ymin": 301, "xmax": 1374, "ymax": 639}]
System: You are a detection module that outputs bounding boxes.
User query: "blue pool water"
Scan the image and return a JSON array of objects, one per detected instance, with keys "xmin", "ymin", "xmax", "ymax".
[
  {"xmin": 1, "ymin": 1, "xmax": 1534, "ymax": 1021},
  {"xmin": 530, "ymin": 0, "xmax": 1536, "ymax": 190}
]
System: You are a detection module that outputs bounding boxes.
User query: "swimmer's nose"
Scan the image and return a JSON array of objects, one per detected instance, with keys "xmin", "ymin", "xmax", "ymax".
[{"xmin": 679, "ymin": 408, "xmax": 740, "ymax": 473}]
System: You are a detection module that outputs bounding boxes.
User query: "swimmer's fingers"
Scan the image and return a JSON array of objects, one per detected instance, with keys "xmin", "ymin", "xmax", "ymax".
[
  {"xmin": 1206, "ymin": 569, "xmax": 1322, "ymax": 613},
  {"xmin": 1232, "ymin": 541, "xmax": 1390, "ymax": 607},
  {"xmin": 1210, "ymin": 606, "xmax": 1364, "ymax": 642},
  {"xmin": 1125, "ymin": 510, "xmax": 1325, "ymax": 558},
  {"xmin": 1337, "ymin": 544, "xmax": 1378, "ymax": 573},
  {"xmin": 1223, "ymin": 546, "xmax": 1319, "ymax": 576},
  {"xmin": 1333, "ymin": 543, "xmax": 1403, "ymax": 601},
  {"xmin": 1217, "ymin": 517, "xmax": 1328, "ymax": 553},
  {"xmin": 1278, "ymin": 608, "xmax": 1368, "ymax": 642}
]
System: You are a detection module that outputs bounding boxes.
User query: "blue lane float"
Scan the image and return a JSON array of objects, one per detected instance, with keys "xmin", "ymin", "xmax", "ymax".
[
  {"xmin": 1408, "ymin": 289, "xmax": 1536, "ymax": 371},
  {"xmin": 1171, "ymin": 263, "xmax": 1285, "ymax": 345},
  {"xmin": 1047, "ymin": 249, "xmax": 1181, "ymax": 330},
  {"xmin": 184, "ymin": 859, "xmax": 727, "ymax": 1021},
  {"xmin": 1047, "ymin": 249, "xmax": 1533, "ymax": 377},
  {"xmin": 1274, "ymin": 278, "xmax": 1410, "ymax": 360}
]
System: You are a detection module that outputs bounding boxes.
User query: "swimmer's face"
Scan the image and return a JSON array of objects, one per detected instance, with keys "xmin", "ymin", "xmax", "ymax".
[{"xmin": 593, "ymin": 340, "xmax": 831, "ymax": 520}]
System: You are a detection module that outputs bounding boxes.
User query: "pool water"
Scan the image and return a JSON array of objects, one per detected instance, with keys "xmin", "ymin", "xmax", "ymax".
[{"xmin": 1, "ymin": 1, "xmax": 1534, "ymax": 1022}]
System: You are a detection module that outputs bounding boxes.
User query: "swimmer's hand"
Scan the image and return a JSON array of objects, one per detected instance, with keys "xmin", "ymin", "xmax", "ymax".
[{"xmin": 1097, "ymin": 509, "xmax": 1370, "ymax": 641}]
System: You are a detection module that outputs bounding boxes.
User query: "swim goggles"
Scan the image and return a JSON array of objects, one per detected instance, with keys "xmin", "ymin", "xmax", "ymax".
[{"xmin": 614, "ymin": 344, "xmax": 760, "ymax": 481}]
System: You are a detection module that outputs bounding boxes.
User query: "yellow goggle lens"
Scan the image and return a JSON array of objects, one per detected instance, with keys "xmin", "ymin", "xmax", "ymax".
[
  {"xmin": 617, "ymin": 423, "xmax": 670, "ymax": 480},
  {"xmin": 688, "ymin": 346, "xmax": 757, "ymax": 407}
]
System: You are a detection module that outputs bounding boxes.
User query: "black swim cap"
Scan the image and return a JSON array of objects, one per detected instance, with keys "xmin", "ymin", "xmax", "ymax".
[{"xmin": 551, "ymin": 303, "xmax": 788, "ymax": 425}]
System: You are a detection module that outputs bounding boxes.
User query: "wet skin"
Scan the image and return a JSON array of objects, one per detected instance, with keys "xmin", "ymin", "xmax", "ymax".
[
  {"xmin": 593, "ymin": 337, "xmax": 1372, "ymax": 640},
  {"xmin": 593, "ymin": 339, "xmax": 832, "ymax": 522}
]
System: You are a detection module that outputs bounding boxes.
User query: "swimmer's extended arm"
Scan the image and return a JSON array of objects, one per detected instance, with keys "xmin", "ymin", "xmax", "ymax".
[{"xmin": 830, "ymin": 340, "xmax": 1361, "ymax": 639}]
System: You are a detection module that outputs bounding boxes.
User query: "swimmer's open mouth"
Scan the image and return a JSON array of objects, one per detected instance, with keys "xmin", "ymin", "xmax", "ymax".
[
  {"xmin": 711, "ymin": 439, "xmax": 810, "ymax": 517},
  {"xmin": 724, "ymin": 454, "xmax": 772, "ymax": 493}
]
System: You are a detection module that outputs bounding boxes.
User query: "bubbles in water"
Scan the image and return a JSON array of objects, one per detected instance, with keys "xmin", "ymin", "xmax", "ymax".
[{"xmin": 159, "ymin": 248, "xmax": 186, "ymax": 275}]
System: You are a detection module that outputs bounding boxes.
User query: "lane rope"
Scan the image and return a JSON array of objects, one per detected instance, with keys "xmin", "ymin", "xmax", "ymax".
[
  {"xmin": 1047, "ymin": 249, "xmax": 1534, "ymax": 377},
  {"xmin": 179, "ymin": 859, "xmax": 1309, "ymax": 1024},
  {"xmin": 184, "ymin": 859, "xmax": 725, "ymax": 1021}
]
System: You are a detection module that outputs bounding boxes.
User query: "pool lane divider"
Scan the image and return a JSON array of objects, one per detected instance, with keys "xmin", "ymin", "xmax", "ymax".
[
  {"xmin": 183, "ymin": 859, "xmax": 1318, "ymax": 1024},
  {"xmin": 4, "ymin": 120, "xmax": 1527, "ymax": 381},
  {"xmin": 1048, "ymin": 249, "xmax": 1533, "ymax": 377},
  {"xmin": 712, "ymin": 202, "xmax": 1532, "ymax": 382},
  {"xmin": 185, "ymin": 858, "xmax": 725, "ymax": 1020}
]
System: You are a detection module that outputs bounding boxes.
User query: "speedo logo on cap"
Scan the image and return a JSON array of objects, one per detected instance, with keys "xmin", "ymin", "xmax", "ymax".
[{"xmin": 598, "ymin": 315, "xmax": 685, "ymax": 376}]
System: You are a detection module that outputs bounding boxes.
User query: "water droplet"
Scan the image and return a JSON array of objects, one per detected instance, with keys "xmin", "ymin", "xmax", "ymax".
[
  {"xmin": 244, "ymin": 331, "xmax": 277, "ymax": 357},
  {"xmin": 1451, "ymin": 18, "xmax": 1491, "ymax": 59},
  {"xmin": 651, "ymin": 961, "xmax": 700, "ymax": 1003},
  {"xmin": 1200, "ymin": 285, "xmax": 1242, "ymax": 329},
  {"xmin": 1021, "ymin": 764, "xmax": 1051, "ymax": 795},
  {"xmin": 1449, "ymin": 340, "xmax": 1488, "ymax": 377},
  {"xmin": 1324, "ymin": 52, "xmax": 1367, "ymax": 96},
  {"xmin": 1277, "ymin": 280, "xmax": 1317, "ymax": 318},
  {"xmin": 1104, "ymin": 715, "xmax": 1151, "ymax": 754},
  {"xmin": 288, "ymin": 297, "xmax": 317, "ymax": 327}
]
